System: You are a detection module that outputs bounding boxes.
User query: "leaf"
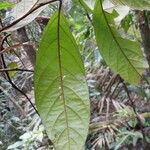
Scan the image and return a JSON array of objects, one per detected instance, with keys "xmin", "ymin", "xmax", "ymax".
[
  {"xmin": 7, "ymin": 62, "xmax": 18, "ymax": 77},
  {"xmin": 93, "ymin": 0, "xmax": 148, "ymax": 84},
  {"xmin": 114, "ymin": 135, "xmax": 129, "ymax": 150},
  {"xmin": 120, "ymin": 13, "xmax": 133, "ymax": 32},
  {"xmin": 78, "ymin": 0, "xmax": 94, "ymax": 12},
  {"xmin": 34, "ymin": 11, "xmax": 90, "ymax": 150},
  {"xmin": 0, "ymin": 2, "xmax": 13, "ymax": 10},
  {"xmin": 3, "ymin": 0, "xmax": 49, "ymax": 32},
  {"xmin": 103, "ymin": 0, "xmax": 130, "ymax": 23},
  {"xmin": 111, "ymin": 0, "xmax": 150, "ymax": 10}
]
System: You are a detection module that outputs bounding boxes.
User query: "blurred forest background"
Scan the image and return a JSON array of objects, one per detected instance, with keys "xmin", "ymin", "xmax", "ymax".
[{"xmin": 0, "ymin": 0, "xmax": 150, "ymax": 149}]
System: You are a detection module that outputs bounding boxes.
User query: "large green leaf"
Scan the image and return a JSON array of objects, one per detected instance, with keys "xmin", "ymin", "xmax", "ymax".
[
  {"xmin": 0, "ymin": 2, "xmax": 13, "ymax": 10},
  {"xmin": 111, "ymin": 0, "xmax": 150, "ymax": 10},
  {"xmin": 93, "ymin": 0, "xmax": 148, "ymax": 84},
  {"xmin": 34, "ymin": 11, "xmax": 90, "ymax": 150}
]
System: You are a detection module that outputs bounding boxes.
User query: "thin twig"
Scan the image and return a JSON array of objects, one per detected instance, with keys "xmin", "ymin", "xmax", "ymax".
[
  {"xmin": 0, "ymin": 0, "xmax": 58, "ymax": 32},
  {"xmin": 0, "ymin": 34, "xmax": 11, "ymax": 48},
  {"xmin": 86, "ymin": 13, "xmax": 93, "ymax": 25},
  {"xmin": 0, "ymin": 68, "xmax": 34, "ymax": 72},
  {"xmin": 0, "ymin": 33, "xmax": 39, "ymax": 116},
  {"xmin": 0, "ymin": 42, "xmax": 33, "ymax": 54},
  {"xmin": 120, "ymin": 77, "xmax": 147, "ymax": 147}
]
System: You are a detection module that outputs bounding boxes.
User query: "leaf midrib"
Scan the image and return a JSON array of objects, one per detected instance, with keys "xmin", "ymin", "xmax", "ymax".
[
  {"xmin": 57, "ymin": 11, "xmax": 71, "ymax": 149},
  {"xmin": 99, "ymin": 0, "xmax": 141, "ymax": 79}
]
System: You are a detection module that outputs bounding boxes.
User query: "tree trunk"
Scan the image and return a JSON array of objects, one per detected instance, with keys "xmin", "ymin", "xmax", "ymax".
[{"xmin": 135, "ymin": 10, "xmax": 150, "ymax": 68}]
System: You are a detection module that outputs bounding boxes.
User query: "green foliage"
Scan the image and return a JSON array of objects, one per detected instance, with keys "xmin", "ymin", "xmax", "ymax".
[
  {"xmin": 112, "ymin": 0, "xmax": 150, "ymax": 10},
  {"xmin": 34, "ymin": 11, "xmax": 90, "ymax": 150},
  {"xmin": 0, "ymin": 2, "xmax": 13, "ymax": 10},
  {"xmin": 7, "ymin": 62, "xmax": 18, "ymax": 77},
  {"xmin": 113, "ymin": 131, "xmax": 143, "ymax": 150},
  {"xmin": 93, "ymin": 0, "xmax": 148, "ymax": 84},
  {"xmin": 1, "ymin": 0, "xmax": 150, "ymax": 150},
  {"xmin": 78, "ymin": 0, "xmax": 93, "ymax": 12},
  {"xmin": 7, "ymin": 125, "xmax": 45, "ymax": 150},
  {"xmin": 120, "ymin": 13, "xmax": 133, "ymax": 33}
]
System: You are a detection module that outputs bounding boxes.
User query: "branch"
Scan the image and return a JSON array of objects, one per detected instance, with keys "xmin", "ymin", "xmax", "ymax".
[
  {"xmin": 0, "ymin": 42, "xmax": 33, "ymax": 54},
  {"xmin": 0, "ymin": 68, "xmax": 34, "ymax": 72},
  {"xmin": 135, "ymin": 10, "xmax": 150, "ymax": 68},
  {"xmin": 0, "ymin": 34, "xmax": 39, "ymax": 116},
  {"xmin": 120, "ymin": 77, "xmax": 147, "ymax": 146},
  {"xmin": 0, "ymin": 0, "xmax": 58, "ymax": 32}
]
